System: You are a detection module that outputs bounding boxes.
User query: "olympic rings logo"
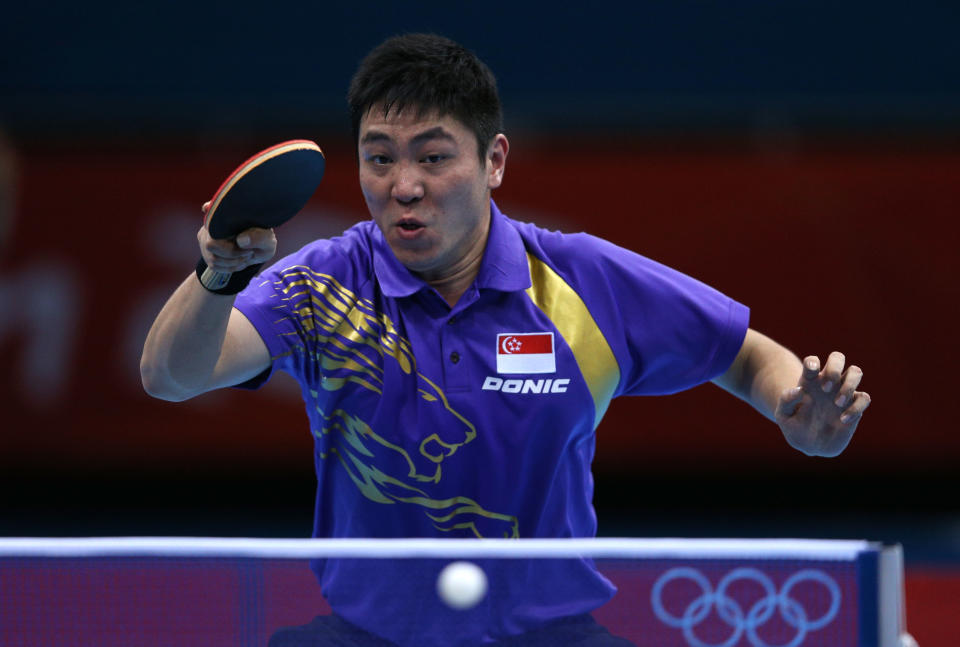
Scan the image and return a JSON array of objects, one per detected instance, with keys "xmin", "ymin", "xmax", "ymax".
[{"xmin": 650, "ymin": 567, "xmax": 842, "ymax": 647}]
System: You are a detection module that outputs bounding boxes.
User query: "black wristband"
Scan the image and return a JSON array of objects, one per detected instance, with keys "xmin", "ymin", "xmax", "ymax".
[{"xmin": 195, "ymin": 258, "xmax": 264, "ymax": 295}]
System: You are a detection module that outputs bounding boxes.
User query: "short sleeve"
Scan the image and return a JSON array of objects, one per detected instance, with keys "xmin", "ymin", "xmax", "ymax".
[
  {"xmin": 527, "ymin": 229, "xmax": 749, "ymax": 397},
  {"xmin": 232, "ymin": 227, "xmax": 373, "ymax": 390}
]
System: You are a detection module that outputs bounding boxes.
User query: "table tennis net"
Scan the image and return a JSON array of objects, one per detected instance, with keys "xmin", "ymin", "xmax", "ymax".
[{"xmin": 0, "ymin": 538, "xmax": 907, "ymax": 647}]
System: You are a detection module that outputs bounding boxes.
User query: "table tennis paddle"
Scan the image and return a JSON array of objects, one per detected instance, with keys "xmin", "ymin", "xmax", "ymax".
[{"xmin": 198, "ymin": 139, "xmax": 325, "ymax": 291}]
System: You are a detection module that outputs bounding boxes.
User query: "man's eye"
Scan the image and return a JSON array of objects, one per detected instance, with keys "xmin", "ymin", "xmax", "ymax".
[
  {"xmin": 368, "ymin": 154, "xmax": 391, "ymax": 165},
  {"xmin": 422, "ymin": 154, "xmax": 446, "ymax": 164}
]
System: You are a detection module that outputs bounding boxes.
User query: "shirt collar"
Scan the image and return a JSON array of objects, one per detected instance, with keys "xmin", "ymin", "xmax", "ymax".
[
  {"xmin": 372, "ymin": 199, "xmax": 531, "ymax": 298},
  {"xmin": 476, "ymin": 199, "xmax": 531, "ymax": 292}
]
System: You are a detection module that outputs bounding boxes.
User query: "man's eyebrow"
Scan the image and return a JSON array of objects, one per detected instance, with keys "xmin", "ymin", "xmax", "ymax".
[
  {"xmin": 359, "ymin": 131, "xmax": 390, "ymax": 145},
  {"xmin": 360, "ymin": 126, "xmax": 456, "ymax": 146},
  {"xmin": 410, "ymin": 126, "xmax": 456, "ymax": 145}
]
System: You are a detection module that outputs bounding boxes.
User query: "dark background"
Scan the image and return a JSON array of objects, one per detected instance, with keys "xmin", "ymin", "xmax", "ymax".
[{"xmin": 2, "ymin": 0, "xmax": 958, "ymax": 617}]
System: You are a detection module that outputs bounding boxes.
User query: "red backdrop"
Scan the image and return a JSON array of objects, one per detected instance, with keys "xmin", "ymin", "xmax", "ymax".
[{"xmin": 2, "ymin": 138, "xmax": 957, "ymax": 474}]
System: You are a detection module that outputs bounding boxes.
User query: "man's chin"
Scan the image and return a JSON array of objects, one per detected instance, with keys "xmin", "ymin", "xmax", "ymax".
[{"xmin": 392, "ymin": 249, "xmax": 440, "ymax": 276}]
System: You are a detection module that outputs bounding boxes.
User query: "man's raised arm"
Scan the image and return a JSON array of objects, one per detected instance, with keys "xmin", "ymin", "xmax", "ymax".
[{"xmin": 140, "ymin": 223, "xmax": 275, "ymax": 401}]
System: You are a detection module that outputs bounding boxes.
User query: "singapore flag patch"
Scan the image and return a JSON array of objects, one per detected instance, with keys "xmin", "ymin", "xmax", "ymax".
[{"xmin": 496, "ymin": 332, "xmax": 556, "ymax": 374}]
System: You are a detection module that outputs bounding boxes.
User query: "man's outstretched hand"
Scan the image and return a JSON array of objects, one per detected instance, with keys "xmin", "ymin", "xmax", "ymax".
[{"xmin": 775, "ymin": 351, "xmax": 871, "ymax": 457}]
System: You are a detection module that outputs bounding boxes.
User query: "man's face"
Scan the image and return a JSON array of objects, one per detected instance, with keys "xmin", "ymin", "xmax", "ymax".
[{"xmin": 358, "ymin": 108, "xmax": 506, "ymax": 281}]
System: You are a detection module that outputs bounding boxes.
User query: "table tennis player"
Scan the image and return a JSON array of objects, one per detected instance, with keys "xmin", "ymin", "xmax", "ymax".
[{"xmin": 140, "ymin": 33, "xmax": 870, "ymax": 647}]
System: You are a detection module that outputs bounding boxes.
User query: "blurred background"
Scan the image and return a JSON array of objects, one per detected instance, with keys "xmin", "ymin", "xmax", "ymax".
[{"xmin": 1, "ymin": 1, "xmax": 958, "ymax": 640}]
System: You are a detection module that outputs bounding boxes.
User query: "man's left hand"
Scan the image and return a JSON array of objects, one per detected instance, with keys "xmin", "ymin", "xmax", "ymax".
[{"xmin": 774, "ymin": 351, "xmax": 871, "ymax": 457}]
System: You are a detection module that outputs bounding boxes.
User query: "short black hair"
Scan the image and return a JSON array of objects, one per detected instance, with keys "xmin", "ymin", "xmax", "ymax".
[{"xmin": 348, "ymin": 33, "xmax": 503, "ymax": 162}]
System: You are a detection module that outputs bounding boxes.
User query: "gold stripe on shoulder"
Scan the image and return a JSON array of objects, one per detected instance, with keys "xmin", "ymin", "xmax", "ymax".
[{"xmin": 524, "ymin": 252, "xmax": 620, "ymax": 429}]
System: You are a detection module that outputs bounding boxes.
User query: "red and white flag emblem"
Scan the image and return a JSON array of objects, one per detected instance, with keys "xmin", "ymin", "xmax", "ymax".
[{"xmin": 496, "ymin": 332, "xmax": 556, "ymax": 374}]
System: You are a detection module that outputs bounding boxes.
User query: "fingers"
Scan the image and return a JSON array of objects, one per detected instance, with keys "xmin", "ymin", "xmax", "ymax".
[
  {"xmin": 840, "ymin": 391, "xmax": 872, "ymax": 425},
  {"xmin": 800, "ymin": 355, "xmax": 821, "ymax": 386},
  {"xmin": 800, "ymin": 352, "xmax": 861, "ymax": 398},
  {"xmin": 795, "ymin": 350, "xmax": 869, "ymax": 425},
  {"xmin": 197, "ymin": 226, "xmax": 277, "ymax": 272},
  {"xmin": 235, "ymin": 227, "xmax": 275, "ymax": 252},
  {"xmin": 833, "ymin": 363, "xmax": 863, "ymax": 409},
  {"xmin": 209, "ymin": 246, "xmax": 255, "ymax": 272},
  {"xmin": 819, "ymin": 351, "xmax": 846, "ymax": 393}
]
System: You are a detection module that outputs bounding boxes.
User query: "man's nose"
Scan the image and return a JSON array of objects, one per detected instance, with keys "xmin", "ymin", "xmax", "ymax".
[{"xmin": 391, "ymin": 163, "xmax": 424, "ymax": 203}]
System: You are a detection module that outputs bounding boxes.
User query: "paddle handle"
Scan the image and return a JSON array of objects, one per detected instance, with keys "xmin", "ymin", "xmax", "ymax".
[{"xmin": 199, "ymin": 267, "xmax": 231, "ymax": 291}]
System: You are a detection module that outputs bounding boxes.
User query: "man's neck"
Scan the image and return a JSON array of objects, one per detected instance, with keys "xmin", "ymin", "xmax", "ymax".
[
  {"xmin": 427, "ymin": 267, "xmax": 478, "ymax": 308},
  {"xmin": 423, "ymin": 218, "xmax": 490, "ymax": 308}
]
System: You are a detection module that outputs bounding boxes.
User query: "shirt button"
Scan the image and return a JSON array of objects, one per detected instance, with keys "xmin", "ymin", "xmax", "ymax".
[
  {"xmin": 447, "ymin": 316, "xmax": 457, "ymax": 325},
  {"xmin": 450, "ymin": 352, "xmax": 461, "ymax": 364}
]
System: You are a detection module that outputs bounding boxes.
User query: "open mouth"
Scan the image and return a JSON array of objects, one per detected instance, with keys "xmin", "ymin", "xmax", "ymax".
[
  {"xmin": 394, "ymin": 218, "xmax": 426, "ymax": 240},
  {"xmin": 396, "ymin": 216, "xmax": 425, "ymax": 233}
]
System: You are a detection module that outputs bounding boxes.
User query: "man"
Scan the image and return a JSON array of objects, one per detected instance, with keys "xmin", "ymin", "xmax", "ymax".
[{"xmin": 141, "ymin": 33, "xmax": 869, "ymax": 647}]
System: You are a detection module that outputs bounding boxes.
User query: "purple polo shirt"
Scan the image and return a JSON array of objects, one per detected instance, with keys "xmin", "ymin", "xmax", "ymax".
[{"xmin": 233, "ymin": 200, "xmax": 749, "ymax": 646}]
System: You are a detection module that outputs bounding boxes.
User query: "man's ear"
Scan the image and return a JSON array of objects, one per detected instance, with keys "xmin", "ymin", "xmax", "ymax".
[{"xmin": 487, "ymin": 134, "xmax": 509, "ymax": 189}]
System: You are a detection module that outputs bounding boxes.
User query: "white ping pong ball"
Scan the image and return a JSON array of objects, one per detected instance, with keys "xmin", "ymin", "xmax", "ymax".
[
  {"xmin": 900, "ymin": 633, "xmax": 919, "ymax": 647},
  {"xmin": 437, "ymin": 560, "xmax": 488, "ymax": 610}
]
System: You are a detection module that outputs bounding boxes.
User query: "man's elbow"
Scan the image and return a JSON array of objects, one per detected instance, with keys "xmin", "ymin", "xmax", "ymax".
[{"xmin": 139, "ymin": 359, "xmax": 193, "ymax": 402}]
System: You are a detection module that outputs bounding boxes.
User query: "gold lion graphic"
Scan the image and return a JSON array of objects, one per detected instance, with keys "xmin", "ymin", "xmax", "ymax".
[{"xmin": 267, "ymin": 265, "xmax": 519, "ymax": 539}]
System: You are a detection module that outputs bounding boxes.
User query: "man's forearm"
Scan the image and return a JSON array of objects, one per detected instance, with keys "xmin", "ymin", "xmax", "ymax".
[
  {"xmin": 140, "ymin": 273, "xmax": 235, "ymax": 401},
  {"xmin": 713, "ymin": 328, "xmax": 803, "ymax": 421}
]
